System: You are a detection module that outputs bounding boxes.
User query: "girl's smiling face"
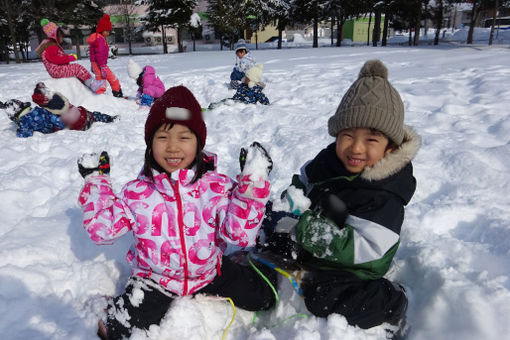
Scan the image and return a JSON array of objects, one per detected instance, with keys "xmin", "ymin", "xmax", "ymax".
[
  {"xmin": 335, "ymin": 127, "xmax": 394, "ymax": 173},
  {"xmin": 152, "ymin": 123, "xmax": 198, "ymax": 174}
]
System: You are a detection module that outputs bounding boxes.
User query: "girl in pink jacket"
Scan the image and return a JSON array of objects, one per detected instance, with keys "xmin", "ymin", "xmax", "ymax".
[
  {"xmin": 128, "ymin": 59, "xmax": 165, "ymax": 106},
  {"xmin": 36, "ymin": 19, "xmax": 104, "ymax": 93},
  {"xmin": 87, "ymin": 14, "xmax": 123, "ymax": 97},
  {"xmin": 78, "ymin": 85, "xmax": 276, "ymax": 339}
]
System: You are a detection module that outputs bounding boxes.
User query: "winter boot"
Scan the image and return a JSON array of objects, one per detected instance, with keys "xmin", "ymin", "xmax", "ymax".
[
  {"xmin": 112, "ymin": 88, "xmax": 123, "ymax": 98},
  {"xmin": 0, "ymin": 101, "xmax": 5, "ymax": 109},
  {"xmin": 85, "ymin": 78, "xmax": 105, "ymax": 93},
  {"xmin": 385, "ymin": 284, "xmax": 410, "ymax": 339}
]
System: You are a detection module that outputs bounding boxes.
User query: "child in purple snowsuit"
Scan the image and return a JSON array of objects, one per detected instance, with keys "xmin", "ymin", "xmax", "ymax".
[{"xmin": 128, "ymin": 59, "xmax": 165, "ymax": 107}]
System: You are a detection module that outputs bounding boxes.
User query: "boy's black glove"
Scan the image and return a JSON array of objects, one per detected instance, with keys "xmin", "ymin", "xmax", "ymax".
[
  {"xmin": 239, "ymin": 141, "xmax": 273, "ymax": 176},
  {"xmin": 77, "ymin": 151, "xmax": 110, "ymax": 178},
  {"xmin": 319, "ymin": 194, "xmax": 348, "ymax": 228}
]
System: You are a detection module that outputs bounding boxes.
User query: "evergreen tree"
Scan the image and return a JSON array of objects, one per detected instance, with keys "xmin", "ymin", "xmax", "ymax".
[
  {"xmin": 208, "ymin": 0, "xmax": 245, "ymax": 50},
  {"xmin": 139, "ymin": 0, "xmax": 197, "ymax": 53},
  {"xmin": 265, "ymin": 0, "xmax": 293, "ymax": 49}
]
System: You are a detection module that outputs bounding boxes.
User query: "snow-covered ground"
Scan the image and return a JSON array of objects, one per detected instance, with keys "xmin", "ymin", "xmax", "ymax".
[{"xmin": 1, "ymin": 42, "xmax": 510, "ymax": 340}]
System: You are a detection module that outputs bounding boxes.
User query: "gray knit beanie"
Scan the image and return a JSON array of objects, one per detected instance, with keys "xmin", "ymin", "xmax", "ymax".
[{"xmin": 328, "ymin": 59, "xmax": 405, "ymax": 145}]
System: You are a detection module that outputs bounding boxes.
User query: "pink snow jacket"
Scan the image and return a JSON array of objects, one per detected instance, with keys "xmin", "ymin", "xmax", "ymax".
[
  {"xmin": 78, "ymin": 152, "xmax": 270, "ymax": 296},
  {"xmin": 139, "ymin": 66, "xmax": 165, "ymax": 99},
  {"xmin": 86, "ymin": 33, "xmax": 109, "ymax": 67}
]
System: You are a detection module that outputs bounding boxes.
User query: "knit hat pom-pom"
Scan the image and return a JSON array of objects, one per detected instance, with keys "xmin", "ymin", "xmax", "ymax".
[
  {"xmin": 358, "ymin": 59, "xmax": 388, "ymax": 80},
  {"xmin": 40, "ymin": 18, "xmax": 49, "ymax": 27}
]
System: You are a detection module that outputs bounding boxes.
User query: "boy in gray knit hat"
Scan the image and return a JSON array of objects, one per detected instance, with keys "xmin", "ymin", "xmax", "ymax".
[{"xmin": 262, "ymin": 59, "xmax": 421, "ymax": 337}]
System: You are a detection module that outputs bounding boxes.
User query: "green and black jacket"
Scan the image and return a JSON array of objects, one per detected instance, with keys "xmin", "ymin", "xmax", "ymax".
[{"xmin": 292, "ymin": 126, "xmax": 421, "ymax": 280}]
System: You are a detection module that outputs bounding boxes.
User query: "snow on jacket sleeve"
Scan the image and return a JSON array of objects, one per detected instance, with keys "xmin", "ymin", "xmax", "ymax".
[
  {"xmin": 141, "ymin": 67, "xmax": 165, "ymax": 98},
  {"xmin": 78, "ymin": 175, "xmax": 135, "ymax": 245},
  {"xmin": 293, "ymin": 169, "xmax": 402, "ymax": 280},
  {"xmin": 45, "ymin": 45, "xmax": 74, "ymax": 65},
  {"xmin": 215, "ymin": 174, "xmax": 270, "ymax": 248}
]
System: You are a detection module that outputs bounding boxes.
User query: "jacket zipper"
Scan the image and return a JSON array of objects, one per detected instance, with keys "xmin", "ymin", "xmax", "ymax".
[{"xmin": 171, "ymin": 180, "xmax": 189, "ymax": 295}]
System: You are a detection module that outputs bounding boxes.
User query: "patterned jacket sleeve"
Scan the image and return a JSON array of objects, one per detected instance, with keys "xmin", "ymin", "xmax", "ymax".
[
  {"xmin": 78, "ymin": 176, "xmax": 135, "ymax": 245},
  {"xmin": 216, "ymin": 174, "xmax": 270, "ymax": 248}
]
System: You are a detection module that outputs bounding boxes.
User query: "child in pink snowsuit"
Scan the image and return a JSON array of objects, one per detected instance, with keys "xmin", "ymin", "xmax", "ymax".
[
  {"xmin": 128, "ymin": 59, "xmax": 165, "ymax": 106},
  {"xmin": 87, "ymin": 14, "xmax": 123, "ymax": 97},
  {"xmin": 36, "ymin": 19, "xmax": 104, "ymax": 93},
  {"xmin": 77, "ymin": 85, "xmax": 276, "ymax": 339}
]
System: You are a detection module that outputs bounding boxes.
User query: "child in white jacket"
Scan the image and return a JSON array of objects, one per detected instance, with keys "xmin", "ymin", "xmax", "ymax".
[{"xmin": 77, "ymin": 85, "xmax": 276, "ymax": 339}]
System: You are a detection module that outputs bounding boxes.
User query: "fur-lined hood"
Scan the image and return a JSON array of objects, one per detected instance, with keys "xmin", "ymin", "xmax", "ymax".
[{"xmin": 361, "ymin": 125, "xmax": 421, "ymax": 181}]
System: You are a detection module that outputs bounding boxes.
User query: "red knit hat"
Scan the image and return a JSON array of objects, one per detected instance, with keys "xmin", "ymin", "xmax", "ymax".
[
  {"xmin": 96, "ymin": 14, "xmax": 112, "ymax": 33},
  {"xmin": 145, "ymin": 86, "xmax": 206, "ymax": 148}
]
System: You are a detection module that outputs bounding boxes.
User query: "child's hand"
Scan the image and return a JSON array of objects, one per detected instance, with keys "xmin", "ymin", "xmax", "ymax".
[
  {"xmin": 100, "ymin": 66, "xmax": 108, "ymax": 78},
  {"xmin": 77, "ymin": 151, "xmax": 110, "ymax": 178},
  {"xmin": 239, "ymin": 141, "xmax": 273, "ymax": 178},
  {"xmin": 319, "ymin": 194, "xmax": 348, "ymax": 228}
]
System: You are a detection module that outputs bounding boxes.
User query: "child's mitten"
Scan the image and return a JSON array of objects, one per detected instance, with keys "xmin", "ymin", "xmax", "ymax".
[
  {"xmin": 239, "ymin": 141, "xmax": 273, "ymax": 179},
  {"xmin": 78, "ymin": 151, "xmax": 110, "ymax": 178},
  {"xmin": 100, "ymin": 66, "xmax": 108, "ymax": 78},
  {"xmin": 319, "ymin": 194, "xmax": 348, "ymax": 228},
  {"xmin": 69, "ymin": 53, "xmax": 78, "ymax": 61}
]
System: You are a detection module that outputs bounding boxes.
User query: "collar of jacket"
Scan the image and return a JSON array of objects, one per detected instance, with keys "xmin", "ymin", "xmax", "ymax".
[
  {"xmin": 137, "ymin": 150, "xmax": 218, "ymax": 189},
  {"xmin": 360, "ymin": 125, "xmax": 421, "ymax": 181}
]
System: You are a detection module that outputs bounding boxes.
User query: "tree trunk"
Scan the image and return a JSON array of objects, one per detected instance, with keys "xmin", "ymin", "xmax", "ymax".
[
  {"xmin": 489, "ymin": 0, "xmax": 499, "ymax": 46},
  {"xmin": 277, "ymin": 20, "xmax": 283, "ymax": 49},
  {"xmin": 467, "ymin": 1, "xmax": 480, "ymax": 44},
  {"xmin": 414, "ymin": 5, "xmax": 422, "ymax": 46},
  {"xmin": 256, "ymin": 31, "xmax": 258, "ymax": 50},
  {"xmin": 3, "ymin": 0, "xmax": 21, "ymax": 63},
  {"xmin": 177, "ymin": 27, "xmax": 184, "ymax": 53},
  {"xmin": 74, "ymin": 30, "xmax": 82, "ymax": 59},
  {"xmin": 367, "ymin": 12, "xmax": 372, "ymax": 46},
  {"xmin": 434, "ymin": 0, "xmax": 443, "ymax": 45},
  {"xmin": 161, "ymin": 25, "xmax": 168, "ymax": 54},
  {"xmin": 331, "ymin": 15, "xmax": 335, "ymax": 46},
  {"xmin": 382, "ymin": 11, "xmax": 390, "ymax": 46},
  {"xmin": 313, "ymin": 17, "xmax": 318, "ymax": 48},
  {"xmin": 408, "ymin": 26, "xmax": 413, "ymax": 46},
  {"xmin": 373, "ymin": 9, "xmax": 381, "ymax": 46},
  {"xmin": 336, "ymin": 13, "xmax": 343, "ymax": 47}
]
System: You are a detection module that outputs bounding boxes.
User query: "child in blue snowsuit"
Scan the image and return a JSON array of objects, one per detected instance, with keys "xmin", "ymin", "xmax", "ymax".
[
  {"xmin": 1, "ymin": 99, "xmax": 64, "ymax": 137},
  {"xmin": 230, "ymin": 39, "xmax": 256, "ymax": 90},
  {"xmin": 232, "ymin": 64, "xmax": 269, "ymax": 105},
  {"xmin": 2, "ymin": 83, "xmax": 117, "ymax": 138}
]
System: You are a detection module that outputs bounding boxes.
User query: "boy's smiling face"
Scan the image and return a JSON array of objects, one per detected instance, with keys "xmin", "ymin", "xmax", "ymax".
[{"xmin": 335, "ymin": 127, "xmax": 395, "ymax": 173}]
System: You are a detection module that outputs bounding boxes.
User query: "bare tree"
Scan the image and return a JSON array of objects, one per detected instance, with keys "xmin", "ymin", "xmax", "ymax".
[
  {"xmin": 488, "ymin": 0, "xmax": 499, "ymax": 45},
  {"xmin": 112, "ymin": 0, "xmax": 139, "ymax": 55}
]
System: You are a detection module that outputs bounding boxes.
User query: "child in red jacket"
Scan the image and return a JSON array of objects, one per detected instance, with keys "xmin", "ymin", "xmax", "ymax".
[
  {"xmin": 36, "ymin": 19, "xmax": 104, "ymax": 93},
  {"xmin": 87, "ymin": 14, "xmax": 123, "ymax": 97}
]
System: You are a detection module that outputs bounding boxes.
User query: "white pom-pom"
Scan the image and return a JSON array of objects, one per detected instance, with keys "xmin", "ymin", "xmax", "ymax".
[{"xmin": 128, "ymin": 59, "xmax": 143, "ymax": 79}]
